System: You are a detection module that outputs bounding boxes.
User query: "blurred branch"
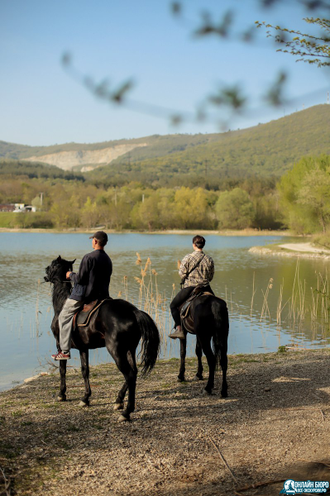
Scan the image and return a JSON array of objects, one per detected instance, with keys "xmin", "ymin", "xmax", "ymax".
[
  {"xmin": 62, "ymin": 1, "xmax": 330, "ymax": 131},
  {"xmin": 62, "ymin": 52, "xmax": 293, "ymax": 129},
  {"xmin": 256, "ymin": 17, "xmax": 330, "ymax": 66}
]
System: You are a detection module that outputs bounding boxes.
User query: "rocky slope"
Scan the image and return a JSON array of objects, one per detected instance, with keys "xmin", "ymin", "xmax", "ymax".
[{"xmin": 23, "ymin": 143, "xmax": 147, "ymax": 171}]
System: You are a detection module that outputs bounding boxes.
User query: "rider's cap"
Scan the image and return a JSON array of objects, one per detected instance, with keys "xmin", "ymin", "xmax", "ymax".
[{"xmin": 89, "ymin": 231, "xmax": 108, "ymax": 246}]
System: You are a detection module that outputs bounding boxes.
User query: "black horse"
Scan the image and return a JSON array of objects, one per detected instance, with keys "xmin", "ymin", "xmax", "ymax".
[
  {"xmin": 44, "ymin": 256, "xmax": 160, "ymax": 421},
  {"xmin": 178, "ymin": 294, "xmax": 229, "ymax": 397}
]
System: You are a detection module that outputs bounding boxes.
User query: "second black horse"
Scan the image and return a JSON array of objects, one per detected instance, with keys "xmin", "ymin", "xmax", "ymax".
[{"xmin": 178, "ymin": 293, "xmax": 229, "ymax": 397}]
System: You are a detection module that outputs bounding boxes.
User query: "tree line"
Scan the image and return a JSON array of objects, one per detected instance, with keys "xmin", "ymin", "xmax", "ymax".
[
  {"xmin": 0, "ymin": 174, "xmax": 281, "ymax": 230},
  {"xmin": 1, "ymin": 155, "xmax": 330, "ymax": 241}
]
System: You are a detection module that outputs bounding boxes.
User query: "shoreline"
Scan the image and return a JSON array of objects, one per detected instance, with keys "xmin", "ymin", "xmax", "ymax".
[
  {"xmin": 3, "ymin": 340, "xmax": 325, "ymax": 394},
  {"xmin": 249, "ymin": 241, "xmax": 330, "ymax": 260},
  {"xmin": 0, "ymin": 227, "xmax": 293, "ymax": 236}
]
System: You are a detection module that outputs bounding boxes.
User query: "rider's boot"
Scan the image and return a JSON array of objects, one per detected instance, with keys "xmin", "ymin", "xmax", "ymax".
[{"xmin": 169, "ymin": 325, "xmax": 185, "ymax": 339}]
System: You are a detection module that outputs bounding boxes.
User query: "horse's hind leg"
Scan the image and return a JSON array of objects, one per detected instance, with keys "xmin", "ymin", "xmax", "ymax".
[
  {"xmin": 113, "ymin": 350, "xmax": 137, "ymax": 421},
  {"xmin": 220, "ymin": 344, "xmax": 228, "ymax": 398},
  {"xmin": 178, "ymin": 336, "xmax": 187, "ymax": 382},
  {"xmin": 195, "ymin": 339, "xmax": 204, "ymax": 380},
  {"xmin": 200, "ymin": 338, "xmax": 216, "ymax": 395},
  {"xmin": 114, "ymin": 382, "xmax": 128, "ymax": 410},
  {"xmin": 79, "ymin": 350, "xmax": 91, "ymax": 406},
  {"xmin": 58, "ymin": 361, "xmax": 67, "ymax": 401}
]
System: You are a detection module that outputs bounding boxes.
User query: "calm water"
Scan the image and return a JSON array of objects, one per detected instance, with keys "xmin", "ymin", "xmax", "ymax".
[{"xmin": 1, "ymin": 232, "xmax": 330, "ymax": 391}]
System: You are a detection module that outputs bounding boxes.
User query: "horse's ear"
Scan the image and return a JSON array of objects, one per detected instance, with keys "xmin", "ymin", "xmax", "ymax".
[
  {"xmin": 57, "ymin": 255, "xmax": 62, "ymax": 261},
  {"xmin": 71, "ymin": 259, "xmax": 76, "ymax": 265}
]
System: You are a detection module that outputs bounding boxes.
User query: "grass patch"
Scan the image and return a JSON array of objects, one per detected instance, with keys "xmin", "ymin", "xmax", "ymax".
[
  {"xmin": 161, "ymin": 383, "xmax": 173, "ymax": 389},
  {"xmin": 11, "ymin": 410, "xmax": 23, "ymax": 417},
  {"xmin": 67, "ymin": 425, "xmax": 81, "ymax": 433}
]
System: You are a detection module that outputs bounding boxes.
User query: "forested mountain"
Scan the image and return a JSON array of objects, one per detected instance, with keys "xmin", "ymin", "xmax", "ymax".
[
  {"xmin": 96, "ymin": 104, "xmax": 330, "ymax": 185},
  {"xmin": 1, "ymin": 106, "xmax": 330, "ymax": 233},
  {"xmin": 1, "ymin": 105, "xmax": 330, "ymax": 186},
  {"xmin": 0, "ymin": 159, "xmax": 84, "ymax": 181}
]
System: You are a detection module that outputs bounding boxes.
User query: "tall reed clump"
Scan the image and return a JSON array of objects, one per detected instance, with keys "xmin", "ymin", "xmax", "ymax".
[
  {"xmin": 132, "ymin": 253, "xmax": 175, "ymax": 349},
  {"xmin": 251, "ymin": 261, "xmax": 330, "ymax": 341}
]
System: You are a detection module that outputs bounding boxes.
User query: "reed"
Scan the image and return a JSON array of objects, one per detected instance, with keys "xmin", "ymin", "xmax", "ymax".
[
  {"xmin": 133, "ymin": 253, "xmax": 171, "ymax": 347},
  {"xmin": 249, "ymin": 261, "xmax": 330, "ymax": 344},
  {"xmin": 250, "ymin": 272, "xmax": 256, "ymax": 317},
  {"xmin": 260, "ymin": 278, "xmax": 273, "ymax": 321},
  {"xmin": 116, "ymin": 256, "xmax": 330, "ymax": 353}
]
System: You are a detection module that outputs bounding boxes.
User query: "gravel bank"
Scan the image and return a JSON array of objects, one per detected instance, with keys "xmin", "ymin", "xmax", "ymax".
[{"xmin": 1, "ymin": 351, "xmax": 330, "ymax": 495}]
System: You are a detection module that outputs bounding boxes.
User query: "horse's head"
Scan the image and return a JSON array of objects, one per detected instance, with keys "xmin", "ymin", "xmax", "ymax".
[{"xmin": 44, "ymin": 256, "xmax": 76, "ymax": 283}]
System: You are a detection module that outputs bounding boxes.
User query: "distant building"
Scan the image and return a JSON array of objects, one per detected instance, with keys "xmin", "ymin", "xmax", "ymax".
[
  {"xmin": 0, "ymin": 203, "xmax": 36, "ymax": 213},
  {"xmin": 24, "ymin": 205, "xmax": 37, "ymax": 212},
  {"xmin": 13, "ymin": 203, "xmax": 26, "ymax": 213},
  {"xmin": 0, "ymin": 203, "xmax": 15, "ymax": 212}
]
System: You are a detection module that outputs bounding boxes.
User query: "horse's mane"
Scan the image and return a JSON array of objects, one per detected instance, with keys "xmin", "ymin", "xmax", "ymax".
[
  {"xmin": 52, "ymin": 279, "xmax": 71, "ymax": 315},
  {"xmin": 46, "ymin": 259, "xmax": 72, "ymax": 315}
]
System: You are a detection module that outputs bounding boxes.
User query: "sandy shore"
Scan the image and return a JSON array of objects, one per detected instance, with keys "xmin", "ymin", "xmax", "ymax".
[{"xmin": 249, "ymin": 241, "xmax": 330, "ymax": 260}]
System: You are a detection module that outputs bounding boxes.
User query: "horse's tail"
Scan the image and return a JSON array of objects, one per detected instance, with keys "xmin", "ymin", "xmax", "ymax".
[
  {"xmin": 211, "ymin": 298, "xmax": 229, "ymax": 368},
  {"xmin": 133, "ymin": 309, "xmax": 160, "ymax": 376}
]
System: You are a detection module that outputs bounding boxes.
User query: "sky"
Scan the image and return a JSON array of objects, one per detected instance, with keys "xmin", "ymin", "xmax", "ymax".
[{"xmin": 1, "ymin": 0, "xmax": 330, "ymax": 146}]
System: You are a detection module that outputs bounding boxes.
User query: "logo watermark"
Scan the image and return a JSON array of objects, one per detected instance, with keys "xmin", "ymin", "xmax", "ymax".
[{"xmin": 280, "ymin": 479, "xmax": 329, "ymax": 495}]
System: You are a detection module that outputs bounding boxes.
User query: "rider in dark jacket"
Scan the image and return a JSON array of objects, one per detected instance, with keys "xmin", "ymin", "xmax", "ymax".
[{"xmin": 51, "ymin": 231, "xmax": 112, "ymax": 360}]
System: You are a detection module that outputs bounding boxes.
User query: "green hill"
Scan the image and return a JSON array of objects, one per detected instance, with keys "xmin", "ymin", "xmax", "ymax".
[
  {"xmin": 86, "ymin": 105, "xmax": 330, "ymax": 186},
  {"xmin": 1, "ymin": 104, "xmax": 330, "ymax": 187},
  {"xmin": 0, "ymin": 159, "xmax": 84, "ymax": 181}
]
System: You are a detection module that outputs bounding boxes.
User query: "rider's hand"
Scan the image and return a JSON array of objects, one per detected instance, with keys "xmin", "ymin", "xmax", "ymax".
[{"xmin": 66, "ymin": 271, "xmax": 72, "ymax": 279}]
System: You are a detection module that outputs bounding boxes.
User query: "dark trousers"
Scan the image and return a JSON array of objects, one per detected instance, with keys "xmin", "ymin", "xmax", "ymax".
[{"xmin": 170, "ymin": 285, "xmax": 214, "ymax": 327}]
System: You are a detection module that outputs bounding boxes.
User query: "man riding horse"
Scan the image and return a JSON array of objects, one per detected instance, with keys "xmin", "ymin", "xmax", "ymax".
[
  {"xmin": 169, "ymin": 235, "xmax": 214, "ymax": 340},
  {"xmin": 51, "ymin": 230, "xmax": 112, "ymax": 360}
]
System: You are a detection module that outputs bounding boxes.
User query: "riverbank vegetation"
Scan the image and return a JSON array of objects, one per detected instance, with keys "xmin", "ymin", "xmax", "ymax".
[
  {"xmin": 0, "ymin": 167, "xmax": 282, "ymax": 231},
  {"xmin": 1, "ymin": 155, "xmax": 330, "ymax": 246},
  {"xmin": 278, "ymin": 155, "xmax": 330, "ymax": 246}
]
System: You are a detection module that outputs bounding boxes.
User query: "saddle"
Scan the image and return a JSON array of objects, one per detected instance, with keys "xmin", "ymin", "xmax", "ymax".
[
  {"xmin": 73, "ymin": 298, "xmax": 112, "ymax": 328},
  {"xmin": 179, "ymin": 286, "xmax": 214, "ymax": 334}
]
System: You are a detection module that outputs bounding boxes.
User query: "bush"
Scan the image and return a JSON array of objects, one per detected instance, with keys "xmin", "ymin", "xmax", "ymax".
[{"xmin": 0, "ymin": 212, "xmax": 54, "ymax": 229}]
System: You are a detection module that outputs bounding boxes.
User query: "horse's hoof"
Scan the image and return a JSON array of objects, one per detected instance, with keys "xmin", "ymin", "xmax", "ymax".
[
  {"xmin": 177, "ymin": 377, "xmax": 185, "ymax": 383},
  {"xmin": 203, "ymin": 389, "xmax": 213, "ymax": 396},
  {"xmin": 118, "ymin": 414, "xmax": 130, "ymax": 422},
  {"xmin": 194, "ymin": 375, "xmax": 204, "ymax": 381},
  {"xmin": 114, "ymin": 403, "xmax": 124, "ymax": 411},
  {"xmin": 221, "ymin": 391, "xmax": 228, "ymax": 398},
  {"xmin": 79, "ymin": 400, "xmax": 89, "ymax": 407},
  {"xmin": 57, "ymin": 396, "xmax": 66, "ymax": 402}
]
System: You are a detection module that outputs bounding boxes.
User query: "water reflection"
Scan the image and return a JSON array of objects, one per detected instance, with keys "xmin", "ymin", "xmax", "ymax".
[{"xmin": 1, "ymin": 232, "xmax": 330, "ymax": 391}]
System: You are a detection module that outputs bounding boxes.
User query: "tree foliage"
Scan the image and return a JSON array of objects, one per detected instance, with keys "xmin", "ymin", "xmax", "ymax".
[
  {"xmin": 278, "ymin": 155, "xmax": 330, "ymax": 233},
  {"xmin": 0, "ymin": 174, "xmax": 283, "ymax": 231},
  {"xmin": 256, "ymin": 17, "xmax": 330, "ymax": 67},
  {"xmin": 215, "ymin": 188, "xmax": 255, "ymax": 229}
]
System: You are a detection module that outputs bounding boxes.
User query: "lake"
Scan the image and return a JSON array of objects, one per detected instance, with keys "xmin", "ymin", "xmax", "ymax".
[{"xmin": 1, "ymin": 231, "xmax": 329, "ymax": 391}]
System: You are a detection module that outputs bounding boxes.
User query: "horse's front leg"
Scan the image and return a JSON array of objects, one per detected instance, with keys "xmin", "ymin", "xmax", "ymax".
[
  {"xmin": 178, "ymin": 336, "xmax": 187, "ymax": 382},
  {"xmin": 195, "ymin": 339, "xmax": 204, "ymax": 380},
  {"xmin": 79, "ymin": 350, "xmax": 91, "ymax": 406},
  {"xmin": 58, "ymin": 360, "xmax": 67, "ymax": 401}
]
